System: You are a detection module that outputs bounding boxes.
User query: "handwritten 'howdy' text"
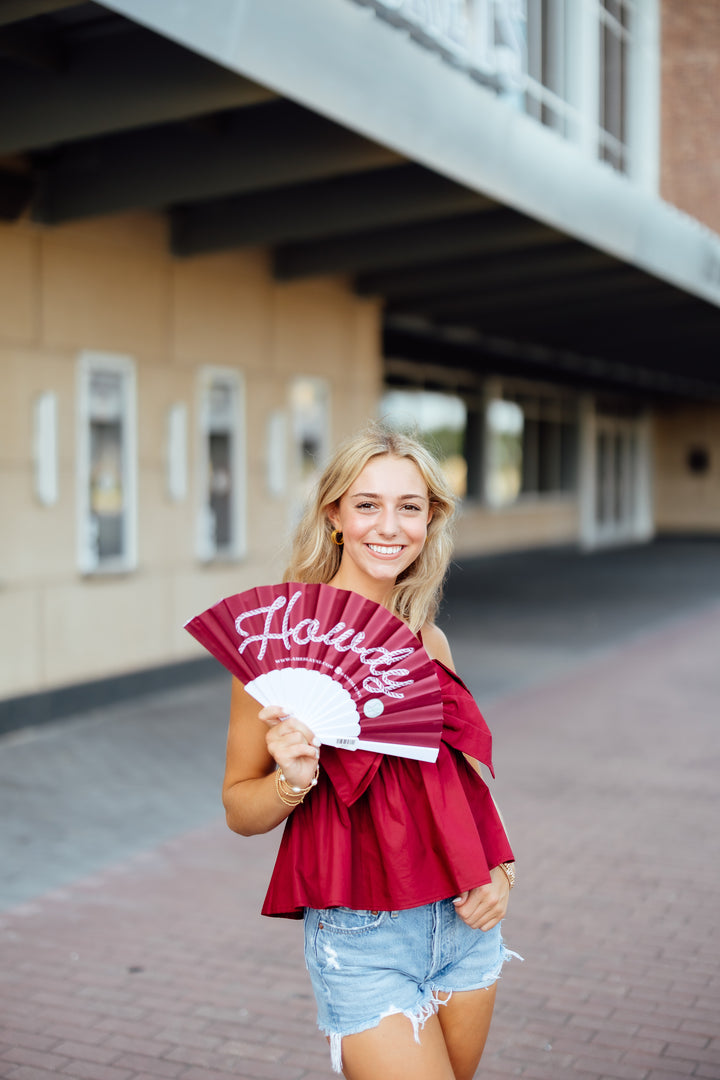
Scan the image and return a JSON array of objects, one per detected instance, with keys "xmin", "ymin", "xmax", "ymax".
[{"xmin": 234, "ymin": 591, "xmax": 414, "ymax": 698}]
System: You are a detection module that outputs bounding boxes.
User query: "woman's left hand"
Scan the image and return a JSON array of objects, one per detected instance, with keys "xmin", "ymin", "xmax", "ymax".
[{"xmin": 452, "ymin": 865, "xmax": 510, "ymax": 931}]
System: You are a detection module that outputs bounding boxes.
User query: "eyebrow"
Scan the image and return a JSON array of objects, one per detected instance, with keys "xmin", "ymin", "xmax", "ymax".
[{"xmin": 349, "ymin": 491, "xmax": 428, "ymax": 501}]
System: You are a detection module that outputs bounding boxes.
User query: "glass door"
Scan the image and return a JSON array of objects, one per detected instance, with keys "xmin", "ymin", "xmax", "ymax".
[{"xmin": 593, "ymin": 416, "xmax": 645, "ymax": 545}]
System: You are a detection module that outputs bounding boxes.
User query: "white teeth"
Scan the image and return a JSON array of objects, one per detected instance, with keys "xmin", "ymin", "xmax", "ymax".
[{"xmin": 368, "ymin": 544, "xmax": 403, "ymax": 555}]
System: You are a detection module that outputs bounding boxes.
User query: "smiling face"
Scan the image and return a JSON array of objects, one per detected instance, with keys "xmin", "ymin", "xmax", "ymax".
[{"xmin": 327, "ymin": 454, "xmax": 432, "ymax": 604}]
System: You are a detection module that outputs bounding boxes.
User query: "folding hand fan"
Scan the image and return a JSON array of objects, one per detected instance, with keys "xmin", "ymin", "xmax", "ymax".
[{"xmin": 184, "ymin": 582, "xmax": 443, "ymax": 762}]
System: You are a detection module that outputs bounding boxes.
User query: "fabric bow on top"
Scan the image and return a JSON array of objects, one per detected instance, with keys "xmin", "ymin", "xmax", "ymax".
[{"xmin": 320, "ymin": 660, "xmax": 495, "ymax": 806}]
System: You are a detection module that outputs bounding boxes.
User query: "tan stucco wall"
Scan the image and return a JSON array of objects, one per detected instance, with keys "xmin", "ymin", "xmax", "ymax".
[
  {"xmin": 454, "ymin": 497, "xmax": 580, "ymax": 558},
  {"xmin": 0, "ymin": 213, "xmax": 382, "ymax": 699},
  {"xmin": 4, "ymin": 214, "xmax": 718, "ymax": 703},
  {"xmin": 653, "ymin": 403, "xmax": 720, "ymax": 532}
]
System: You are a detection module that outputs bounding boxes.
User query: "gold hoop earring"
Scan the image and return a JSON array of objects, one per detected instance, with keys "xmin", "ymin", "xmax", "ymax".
[{"xmin": 330, "ymin": 529, "xmax": 344, "ymax": 546}]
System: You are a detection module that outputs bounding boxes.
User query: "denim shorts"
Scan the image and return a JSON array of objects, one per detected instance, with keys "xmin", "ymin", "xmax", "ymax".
[{"xmin": 303, "ymin": 899, "xmax": 521, "ymax": 1072}]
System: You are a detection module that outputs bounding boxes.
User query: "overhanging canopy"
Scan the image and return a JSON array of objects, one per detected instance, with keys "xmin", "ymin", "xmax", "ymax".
[{"xmin": 2, "ymin": 0, "xmax": 719, "ymax": 399}]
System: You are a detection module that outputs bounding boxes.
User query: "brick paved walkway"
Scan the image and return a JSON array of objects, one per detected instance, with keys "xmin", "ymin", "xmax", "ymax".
[
  {"xmin": 481, "ymin": 600, "xmax": 720, "ymax": 1080},
  {"xmin": 1, "ymin": 545, "xmax": 719, "ymax": 1079}
]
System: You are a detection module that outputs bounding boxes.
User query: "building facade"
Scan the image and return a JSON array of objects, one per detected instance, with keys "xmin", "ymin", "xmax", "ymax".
[{"xmin": 1, "ymin": 0, "xmax": 719, "ymax": 716}]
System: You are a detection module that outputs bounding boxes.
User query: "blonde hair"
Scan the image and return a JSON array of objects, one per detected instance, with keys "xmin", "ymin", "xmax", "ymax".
[{"xmin": 284, "ymin": 424, "xmax": 457, "ymax": 633}]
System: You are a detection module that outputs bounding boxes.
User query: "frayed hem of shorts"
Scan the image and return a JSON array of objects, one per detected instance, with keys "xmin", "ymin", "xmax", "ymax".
[
  {"xmin": 323, "ymin": 992, "xmax": 450, "ymax": 1073},
  {"xmin": 432, "ymin": 942, "xmax": 525, "ymax": 996}
]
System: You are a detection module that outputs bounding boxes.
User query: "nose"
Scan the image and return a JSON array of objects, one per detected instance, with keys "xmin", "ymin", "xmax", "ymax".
[{"xmin": 376, "ymin": 507, "xmax": 399, "ymax": 537}]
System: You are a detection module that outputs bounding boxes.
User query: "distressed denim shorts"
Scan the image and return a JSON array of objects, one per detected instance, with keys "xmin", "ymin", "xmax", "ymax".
[{"xmin": 303, "ymin": 899, "xmax": 521, "ymax": 1073}]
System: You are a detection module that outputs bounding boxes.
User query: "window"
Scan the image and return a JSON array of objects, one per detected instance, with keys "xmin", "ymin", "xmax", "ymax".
[
  {"xmin": 597, "ymin": 0, "xmax": 633, "ymax": 172},
  {"xmin": 290, "ymin": 378, "xmax": 330, "ymax": 483},
  {"xmin": 525, "ymin": 0, "xmax": 573, "ymax": 137},
  {"xmin": 197, "ymin": 367, "xmax": 246, "ymax": 561},
  {"xmin": 502, "ymin": 391, "xmax": 579, "ymax": 499},
  {"xmin": 592, "ymin": 412, "xmax": 646, "ymax": 541},
  {"xmin": 379, "ymin": 389, "xmax": 468, "ymax": 496},
  {"xmin": 76, "ymin": 351, "xmax": 137, "ymax": 574},
  {"xmin": 486, "ymin": 398, "xmax": 524, "ymax": 506},
  {"xmin": 289, "ymin": 378, "xmax": 331, "ymax": 522},
  {"xmin": 380, "ymin": 381, "xmax": 579, "ymax": 506},
  {"xmin": 352, "ymin": 0, "xmax": 655, "ymax": 183},
  {"xmin": 521, "ymin": 0, "xmax": 651, "ymax": 180}
]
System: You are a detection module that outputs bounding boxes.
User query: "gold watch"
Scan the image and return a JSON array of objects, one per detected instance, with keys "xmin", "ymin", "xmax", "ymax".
[{"xmin": 498, "ymin": 861, "xmax": 516, "ymax": 889}]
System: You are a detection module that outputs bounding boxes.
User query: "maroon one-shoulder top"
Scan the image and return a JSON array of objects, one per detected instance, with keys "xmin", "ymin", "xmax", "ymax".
[{"xmin": 261, "ymin": 660, "xmax": 514, "ymax": 919}]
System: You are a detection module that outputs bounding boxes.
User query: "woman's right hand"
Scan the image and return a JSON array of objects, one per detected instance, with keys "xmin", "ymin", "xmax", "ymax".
[{"xmin": 259, "ymin": 705, "xmax": 320, "ymax": 790}]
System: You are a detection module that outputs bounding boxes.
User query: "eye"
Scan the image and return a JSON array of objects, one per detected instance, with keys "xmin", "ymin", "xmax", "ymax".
[
  {"xmin": 355, "ymin": 501, "xmax": 377, "ymax": 510},
  {"xmin": 401, "ymin": 503, "xmax": 423, "ymax": 512}
]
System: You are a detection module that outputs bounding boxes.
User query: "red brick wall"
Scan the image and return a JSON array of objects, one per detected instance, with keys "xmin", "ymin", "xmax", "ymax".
[{"xmin": 660, "ymin": 0, "xmax": 720, "ymax": 234}]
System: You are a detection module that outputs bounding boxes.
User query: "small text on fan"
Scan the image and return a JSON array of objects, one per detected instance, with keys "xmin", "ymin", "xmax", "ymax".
[{"xmin": 234, "ymin": 590, "xmax": 414, "ymax": 699}]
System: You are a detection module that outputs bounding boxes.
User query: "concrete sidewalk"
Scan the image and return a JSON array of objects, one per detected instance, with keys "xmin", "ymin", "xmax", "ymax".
[{"xmin": 1, "ymin": 540, "xmax": 719, "ymax": 1079}]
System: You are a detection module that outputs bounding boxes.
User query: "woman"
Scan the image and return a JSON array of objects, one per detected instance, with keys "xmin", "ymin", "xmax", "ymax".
[{"xmin": 222, "ymin": 425, "xmax": 519, "ymax": 1080}]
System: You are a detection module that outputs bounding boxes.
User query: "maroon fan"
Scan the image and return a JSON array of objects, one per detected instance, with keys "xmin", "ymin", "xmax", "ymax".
[{"xmin": 184, "ymin": 581, "xmax": 443, "ymax": 762}]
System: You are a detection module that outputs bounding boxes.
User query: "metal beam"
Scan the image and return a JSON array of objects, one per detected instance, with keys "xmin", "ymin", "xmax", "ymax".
[
  {"xmin": 0, "ymin": 27, "xmax": 275, "ymax": 154},
  {"xmin": 0, "ymin": 0, "xmax": 82, "ymax": 26},
  {"xmin": 605, "ymin": 313, "xmax": 720, "ymax": 350},
  {"xmin": 542, "ymin": 295, "xmax": 704, "ymax": 334},
  {"xmin": 392, "ymin": 269, "xmax": 662, "ymax": 321},
  {"xmin": 425, "ymin": 282, "xmax": 691, "ymax": 337},
  {"xmin": 412, "ymin": 298, "xmax": 636, "ymax": 343},
  {"xmin": 273, "ymin": 209, "xmax": 562, "ymax": 280},
  {"xmin": 514, "ymin": 284, "xmax": 695, "ymax": 328},
  {"xmin": 428, "ymin": 295, "xmax": 708, "ymax": 370},
  {"xmin": 601, "ymin": 344, "xmax": 719, "ymax": 380},
  {"xmin": 0, "ymin": 20, "xmax": 64, "ymax": 69},
  {"xmin": 170, "ymin": 164, "xmax": 494, "ymax": 256},
  {"xmin": 541, "ymin": 305, "xmax": 720, "ymax": 360},
  {"xmin": 383, "ymin": 322, "xmax": 720, "ymax": 400},
  {"xmin": 384, "ymin": 329, "xmax": 612, "ymax": 394},
  {"xmin": 358, "ymin": 243, "xmax": 618, "ymax": 300},
  {"xmin": 31, "ymin": 101, "xmax": 402, "ymax": 223},
  {"xmin": 0, "ymin": 168, "xmax": 33, "ymax": 219}
]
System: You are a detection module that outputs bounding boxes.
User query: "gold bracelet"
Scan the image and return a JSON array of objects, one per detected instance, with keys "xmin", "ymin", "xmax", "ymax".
[
  {"xmin": 497, "ymin": 861, "xmax": 516, "ymax": 889},
  {"xmin": 274, "ymin": 763, "xmax": 320, "ymax": 808}
]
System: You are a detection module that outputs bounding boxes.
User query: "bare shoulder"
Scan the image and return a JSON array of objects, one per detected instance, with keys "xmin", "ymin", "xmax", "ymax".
[{"xmin": 420, "ymin": 622, "xmax": 455, "ymax": 670}]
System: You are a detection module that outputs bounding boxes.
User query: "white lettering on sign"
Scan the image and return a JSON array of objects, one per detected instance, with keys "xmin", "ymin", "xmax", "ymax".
[
  {"xmin": 702, "ymin": 248, "xmax": 720, "ymax": 297},
  {"xmin": 349, "ymin": 0, "xmax": 526, "ymax": 91},
  {"xmin": 234, "ymin": 591, "xmax": 414, "ymax": 699}
]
